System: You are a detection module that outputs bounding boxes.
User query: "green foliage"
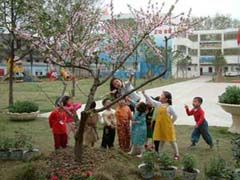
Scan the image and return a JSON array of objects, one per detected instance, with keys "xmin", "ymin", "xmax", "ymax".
[
  {"xmin": 213, "ymin": 52, "xmax": 227, "ymax": 70},
  {"xmin": 219, "ymin": 86, "xmax": 240, "ymax": 104},
  {"xmin": 182, "ymin": 154, "xmax": 197, "ymax": 172},
  {"xmin": 232, "ymin": 136, "xmax": 240, "ymax": 168},
  {"xmin": 14, "ymin": 131, "xmax": 32, "ymax": 149},
  {"xmin": 15, "ymin": 162, "xmax": 49, "ymax": 180},
  {"xmin": 159, "ymin": 153, "xmax": 174, "ymax": 168},
  {"xmin": 0, "ymin": 137, "xmax": 15, "ymax": 150},
  {"xmin": 142, "ymin": 151, "xmax": 157, "ymax": 165},
  {"xmin": 205, "ymin": 157, "xmax": 231, "ymax": 178},
  {"xmin": 0, "ymin": 131, "xmax": 33, "ymax": 150},
  {"xmin": 9, "ymin": 101, "xmax": 39, "ymax": 113}
]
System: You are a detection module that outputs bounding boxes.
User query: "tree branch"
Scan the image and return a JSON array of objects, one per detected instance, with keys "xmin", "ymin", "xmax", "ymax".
[
  {"xmin": 95, "ymin": 68, "xmax": 168, "ymax": 113},
  {"xmin": 97, "ymin": 32, "xmax": 149, "ymax": 86}
]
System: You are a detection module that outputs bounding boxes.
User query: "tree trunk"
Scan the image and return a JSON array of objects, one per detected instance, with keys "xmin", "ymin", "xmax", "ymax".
[
  {"xmin": 74, "ymin": 111, "xmax": 89, "ymax": 161},
  {"xmin": 74, "ymin": 80, "xmax": 98, "ymax": 161},
  {"xmin": 71, "ymin": 67, "xmax": 76, "ymax": 96},
  {"xmin": 8, "ymin": 0, "xmax": 15, "ymax": 106},
  {"xmin": 8, "ymin": 55, "xmax": 14, "ymax": 106}
]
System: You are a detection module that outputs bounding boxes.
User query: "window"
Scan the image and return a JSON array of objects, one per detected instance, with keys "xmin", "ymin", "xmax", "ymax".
[
  {"xmin": 164, "ymin": 29, "xmax": 168, "ymax": 34},
  {"xmin": 35, "ymin": 72, "xmax": 38, "ymax": 76},
  {"xmin": 40, "ymin": 72, "xmax": 43, "ymax": 76},
  {"xmin": 189, "ymin": 48, "xmax": 198, "ymax": 56},
  {"xmin": 224, "ymin": 32, "xmax": 238, "ymax": 41},
  {"xmin": 200, "ymin": 34, "xmax": 221, "ymax": 41},
  {"xmin": 188, "ymin": 67, "xmax": 191, "ymax": 71},
  {"xmin": 224, "ymin": 48, "xmax": 240, "ymax": 56},
  {"xmin": 200, "ymin": 49, "xmax": 220, "ymax": 56},
  {"xmin": 35, "ymin": 59, "xmax": 40, "ymax": 63},
  {"xmin": 177, "ymin": 45, "xmax": 187, "ymax": 53},
  {"xmin": 189, "ymin": 35, "xmax": 198, "ymax": 41},
  {"xmin": 208, "ymin": 67, "xmax": 213, "ymax": 73},
  {"xmin": 224, "ymin": 67, "xmax": 228, "ymax": 72}
]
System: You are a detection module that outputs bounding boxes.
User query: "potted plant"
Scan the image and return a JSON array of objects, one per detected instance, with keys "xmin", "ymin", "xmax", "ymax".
[
  {"xmin": 218, "ymin": 86, "xmax": 240, "ymax": 134},
  {"xmin": 138, "ymin": 151, "xmax": 156, "ymax": 179},
  {"xmin": 0, "ymin": 137, "xmax": 13, "ymax": 160},
  {"xmin": 158, "ymin": 153, "xmax": 177, "ymax": 180},
  {"xmin": 205, "ymin": 157, "xmax": 232, "ymax": 180},
  {"xmin": 182, "ymin": 154, "xmax": 200, "ymax": 180},
  {"xmin": 9, "ymin": 133, "xmax": 27, "ymax": 160},
  {"xmin": 7, "ymin": 101, "xmax": 39, "ymax": 121},
  {"xmin": 23, "ymin": 141, "xmax": 40, "ymax": 161}
]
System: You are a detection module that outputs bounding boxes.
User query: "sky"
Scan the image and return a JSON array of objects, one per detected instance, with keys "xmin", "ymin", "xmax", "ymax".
[{"xmin": 106, "ymin": 0, "xmax": 240, "ymax": 19}]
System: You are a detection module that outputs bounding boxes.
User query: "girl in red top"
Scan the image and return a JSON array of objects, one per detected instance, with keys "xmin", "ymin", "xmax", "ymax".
[
  {"xmin": 49, "ymin": 98, "xmax": 68, "ymax": 150},
  {"xmin": 185, "ymin": 97, "xmax": 213, "ymax": 148},
  {"xmin": 62, "ymin": 96, "xmax": 81, "ymax": 137}
]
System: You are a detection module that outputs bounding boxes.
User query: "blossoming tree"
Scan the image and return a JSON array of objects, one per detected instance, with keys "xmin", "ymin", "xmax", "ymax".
[{"xmin": 17, "ymin": 0, "xmax": 197, "ymax": 160}]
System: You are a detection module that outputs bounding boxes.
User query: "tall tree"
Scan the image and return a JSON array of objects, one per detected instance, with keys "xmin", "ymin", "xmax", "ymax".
[
  {"xmin": 213, "ymin": 51, "xmax": 227, "ymax": 82},
  {"xmin": 192, "ymin": 14, "xmax": 240, "ymax": 30},
  {"xmin": 0, "ymin": 0, "xmax": 43, "ymax": 106},
  {"xmin": 175, "ymin": 54, "xmax": 191, "ymax": 78},
  {"xmin": 18, "ymin": 0, "xmax": 197, "ymax": 161}
]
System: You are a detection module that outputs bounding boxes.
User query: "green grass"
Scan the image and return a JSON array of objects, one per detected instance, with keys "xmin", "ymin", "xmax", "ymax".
[
  {"xmin": 0, "ymin": 78, "xmax": 190, "ymax": 112},
  {"xmin": 0, "ymin": 115, "xmax": 237, "ymax": 180},
  {"xmin": 210, "ymin": 76, "xmax": 240, "ymax": 83}
]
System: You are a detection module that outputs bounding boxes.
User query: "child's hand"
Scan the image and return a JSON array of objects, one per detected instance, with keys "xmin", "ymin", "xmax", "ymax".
[{"xmin": 184, "ymin": 105, "xmax": 189, "ymax": 109}]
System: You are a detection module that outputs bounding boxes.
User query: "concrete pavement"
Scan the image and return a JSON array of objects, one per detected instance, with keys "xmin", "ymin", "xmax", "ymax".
[{"xmin": 39, "ymin": 77, "xmax": 240, "ymax": 127}]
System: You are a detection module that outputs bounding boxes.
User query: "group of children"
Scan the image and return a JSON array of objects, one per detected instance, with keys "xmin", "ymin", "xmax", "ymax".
[{"xmin": 49, "ymin": 90, "xmax": 214, "ymax": 160}]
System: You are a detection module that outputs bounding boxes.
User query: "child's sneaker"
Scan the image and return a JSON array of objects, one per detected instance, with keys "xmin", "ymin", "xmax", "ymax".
[
  {"xmin": 188, "ymin": 143, "xmax": 196, "ymax": 149},
  {"xmin": 137, "ymin": 154, "xmax": 143, "ymax": 158},
  {"xmin": 209, "ymin": 144, "xmax": 214, "ymax": 149},
  {"xmin": 174, "ymin": 155, "xmax": 180, "ymax": 161}
]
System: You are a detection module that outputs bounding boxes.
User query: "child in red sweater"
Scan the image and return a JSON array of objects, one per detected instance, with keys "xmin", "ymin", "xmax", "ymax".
[
  {"xmin": 49, "ymin": 98, "xmax": 68, "ymax": 150},
  {"xmin": 185, "ymin": 97, "xmax": 213, "ymax": 148}
]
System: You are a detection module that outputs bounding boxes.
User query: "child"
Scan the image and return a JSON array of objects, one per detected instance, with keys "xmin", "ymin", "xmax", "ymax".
[
  {"xmin": 142, "ymin": 90, "xmax": 180, "ymax": 160},
  {"xmin": 84, "ymin": 101, "xmax": 100, "ymax": 147},
  {"xmin": 185, "ymin": 97, "xmax": 214, "ymax": 148},
  {"xmin": 115, "ymin": 99, "xmax": 132, "ymax": 152},
  {"xmin": 145, "ymin": 103, "xmax": 154, "ymax": 149},
  {"xmin": 101, "ymin": 98, "xmax": 116, "ymax": 149},
  {"xmin": 49, "ymin": 97, "xmax": 68, "ymax": 150},
  {"xmin": 129, "ymin": 102, "xmax": 147, "ymax": 157},
  {"xmin": 62, "ymin": 96, "xmax": 81, "ymax": 136},
  {"xmin": 145, "ymin": 96, "xmax": 160, "ymax": 149}
]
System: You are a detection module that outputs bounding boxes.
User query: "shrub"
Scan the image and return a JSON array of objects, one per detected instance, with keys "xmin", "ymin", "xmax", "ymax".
[
  {"xmin": 182, "ymin": 154, "xmax": 197, "ymax": 173},
  {"xmin": 9, "ymin": 101, "xmax": 39, "ymax": 113},
  {"xmin": 232, "ymin": 136, "xmax": 240, "ymax": 168},
  {"xmin": 205, "ymin": 157, "xmax": 232, "ymax": 178},
  {"xmin": 0, "ymin": 137, "xmax": 15, "ymax": 150},
  {"xmin": 219, "ymin": 86, "xmax": 240, "ymax": 105},
  {"xmin": 142, "ymin": 151, "xmax": 157, "ymax": 165},
  {"xmin": 159, "ymin": 153, "xmax": 174, "ymax": 169},
  {"xmin": 15, "ymin": 162, "xmax": 49, "ymax": 180}
]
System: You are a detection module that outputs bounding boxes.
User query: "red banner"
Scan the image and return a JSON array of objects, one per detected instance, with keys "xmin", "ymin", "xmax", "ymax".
[{"xmin": 237, "ymin": 30, "xmax": 240, "ymax": 46}]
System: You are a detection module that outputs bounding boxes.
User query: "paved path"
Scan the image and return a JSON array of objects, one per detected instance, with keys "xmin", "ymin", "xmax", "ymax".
[{"xmin": 39, "ymin": 77, "xmax": 240, "ymax": 127}]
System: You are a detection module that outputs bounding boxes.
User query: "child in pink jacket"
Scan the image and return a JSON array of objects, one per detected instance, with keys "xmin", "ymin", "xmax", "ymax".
[{"xmin": 62, "ymin": 96, "xmax": 81, "ymax": 137}]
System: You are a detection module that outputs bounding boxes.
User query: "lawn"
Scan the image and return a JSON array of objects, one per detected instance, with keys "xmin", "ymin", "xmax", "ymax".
[
  {"xmin": 0, "ymin": 78, "xmax": 190, "ymax": 112},
  {"xmin": 0, "ymin": 114, "xmax": 237, "ymax": 180}
]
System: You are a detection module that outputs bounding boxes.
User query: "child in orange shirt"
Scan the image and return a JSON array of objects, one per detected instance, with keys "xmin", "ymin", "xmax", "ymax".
[{"xmin": 115, "ymin": 99, "xmax": 132, "ymax": 152}]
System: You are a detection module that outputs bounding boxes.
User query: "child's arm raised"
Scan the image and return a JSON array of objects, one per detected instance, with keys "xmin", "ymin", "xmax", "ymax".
[
  {"xmin": 142, "ymin": 90, "xmax": 161, "ymax": 108},
  {"xmin": 185, "ymin": 105, "xmax": 194, "ymax": 116}
]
